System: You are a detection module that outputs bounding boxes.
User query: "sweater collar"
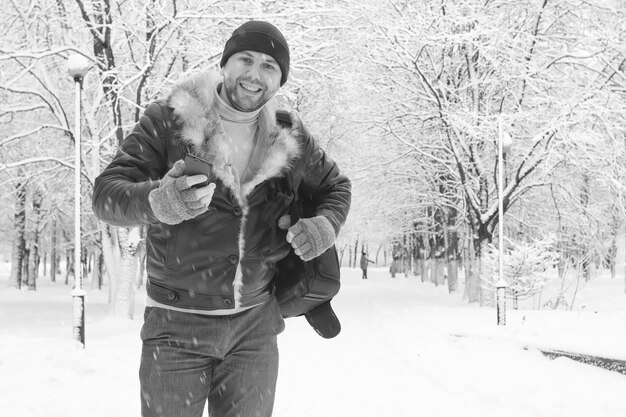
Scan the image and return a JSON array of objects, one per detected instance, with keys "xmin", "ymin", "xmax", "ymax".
[{"xmin": 215, "ymin": 83, "xmax": 261, "ymax": 123}]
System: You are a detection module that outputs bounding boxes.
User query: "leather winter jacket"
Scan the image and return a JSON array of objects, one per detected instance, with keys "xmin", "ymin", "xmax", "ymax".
[{"xmin": 92, "ymin": 71, "xmax": 351, "ymax": 311}]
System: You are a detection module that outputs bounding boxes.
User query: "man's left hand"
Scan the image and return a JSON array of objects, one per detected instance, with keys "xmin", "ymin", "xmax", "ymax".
[{"xmin": 286, "ymin": 216, "xmax": 335, "ymax": 261}]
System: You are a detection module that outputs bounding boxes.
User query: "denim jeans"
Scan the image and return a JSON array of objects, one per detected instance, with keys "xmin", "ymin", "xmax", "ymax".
[{"xmin": 139, "ymin": 297, "xmax": 285, "ymax": 417}]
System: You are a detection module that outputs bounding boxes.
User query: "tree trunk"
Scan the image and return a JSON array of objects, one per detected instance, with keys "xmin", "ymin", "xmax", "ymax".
[
  {"xmin": 100, "ymin": 225, "xmax": 142, "ymax": 318},
  {"xmin": 348, "ymin": 246, "xmax": 352, "ymax": 269},
  {"xmin": 609, "ymin": 244, "xmax": 617, "ymax": 279},
  {"xmin": 81, "ymin": 251, "xmax": 89, "ymax": 286},
  {"xmin": 26, "ymin": 188, "xmax": 43, "ymax": 291},
  {"xmin": 26, "ymin": 247, "xmax": 37, "ymax": 290},
  {"xmin": 609, "ymin": 211, "xmax": 619, "ymax": 279},
  {"xmin": 87, "ymin": 251, "xmax": 93, "ymax": 275},
  {"xmin": 91, "ymin": 243, "xmax": 104, "ymax": 290},
  {"xmin": 462, "ymin": 236, "xmax": 470, "ymax": 298},
  {"xmin": 464, "ymin": 235, "xmax": 481, "ymax": 303},
  {"xmin": 404, "ymin": 233, "xmax": 413, "ymax": 276},
  {"xmin": 428, "ymin": 259, "xmax": 436, "ymax": 285},
  {"xmin": 338, "ymin": 244, "xmax": 347, "ymax": 266},
  {"xmin": 557, "ymin": 229, "xmax": 567, "ymax": 281},
  {"xmin": 447, "ymin": 259, "xmax": 458, "ymax": 294},
  {"xmin": 478, "ymin": 237, "xmax": 494, "ymax": 307},
  {"xmin": 375, "ymin": 243, "xmax": 383, "ymax": 265},
  {"xmin": 101, "ymin": 226, "xmax": 120, "ymax": 304},
  {"xmin": 65, "ymin": 248, "xmax": 73, "ymax": 285},
  {"xmin": 580, "ymin": 174, "xmax": 591, "ymax": 282},
  {"xmin": 22, "ymin": 247, "xmax": 30, "ymax": 287},
  {"xmin": 444, "ymin": 211, "xmax": 459, "ymax": 293},
  {"xmin": 135, "ymin": 240, "xmax": 146, "ymax": 289},
  {"xmin": 115, "ymin": 247, "xmax": 137, "ymax": 318},
  {"xmin": 8, "ymin": 181, "xmax": 27, "ymax": 289},
  {"xmin": 583, "ymin": 254, "xmax": 591, "ymax": 282},
  {"xmin": 110, "ymin": 227, "xmax": 142, "ymax": 319},
  {"xmin": 434, "ymin": 257, "xmax": 445, "ymax": 286},
  {"xmin": 418, "ymin": 259, "xmax": 426, "ymax": 282},
  {"xmin": 413, "ymin": 234, "xmax": 423, "ymax": 281},
  {"xmin": 50, "ymin": 215, "xmax": 58, "ymax": 283},
  {"xmin": 427, "ymin": 259, "xmax": 435, "ymax": 284}
]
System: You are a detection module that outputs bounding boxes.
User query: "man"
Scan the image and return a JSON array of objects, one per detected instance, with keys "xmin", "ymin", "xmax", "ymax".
[
  {"xmin": 360, "ymin": 251, "xmax": 374, "ymax": 279},
  {"xmin": 92, "ymin": 21, "xmax": 351, "ymax": 417}
]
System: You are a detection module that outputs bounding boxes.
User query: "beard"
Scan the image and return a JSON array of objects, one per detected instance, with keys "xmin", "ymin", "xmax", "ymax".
[{"xmin": 222, "ymin": 76, "xmax": 275, "ymax": 112}]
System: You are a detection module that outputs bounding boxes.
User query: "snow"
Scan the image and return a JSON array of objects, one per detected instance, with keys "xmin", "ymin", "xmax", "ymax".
[{"xmin": 1, "ymin": 263, "xmax": 626, "ymax": 417}]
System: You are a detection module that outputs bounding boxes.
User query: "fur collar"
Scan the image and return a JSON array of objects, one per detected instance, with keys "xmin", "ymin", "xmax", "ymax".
[{"xmin": 165, "ymin": 71, "xmax": 302, "ymax": 202}]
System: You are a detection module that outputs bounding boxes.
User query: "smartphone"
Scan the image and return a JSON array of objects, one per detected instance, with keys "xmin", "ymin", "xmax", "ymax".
[{"xmin": 184, "ymin": 154, "xmax": 212, "ymax": 187}]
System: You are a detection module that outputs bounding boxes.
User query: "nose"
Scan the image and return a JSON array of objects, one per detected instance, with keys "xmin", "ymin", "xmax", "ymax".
[{"xmin": 246, "ymin": 64, "xmax": 262, "ymax": 81}]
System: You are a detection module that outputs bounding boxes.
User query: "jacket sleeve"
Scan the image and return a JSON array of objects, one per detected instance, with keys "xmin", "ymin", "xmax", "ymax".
[
  {"xmin": 297, "ymin": 126, "xmax": 351, "ymax": 235},
  {"xmin": 92, "ymin": 102, "xmax": 170, "ymax": 227}
]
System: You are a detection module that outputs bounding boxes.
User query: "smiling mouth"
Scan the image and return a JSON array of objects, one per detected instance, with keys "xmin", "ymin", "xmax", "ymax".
[{"xmin": 239, "ymin": 82, "xmax": 262, "ymax": 93}]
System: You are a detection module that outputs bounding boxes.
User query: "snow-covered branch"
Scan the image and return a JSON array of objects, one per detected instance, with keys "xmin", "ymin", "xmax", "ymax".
[
  {"xmin": 0, "ymin": 125, "xmax": 72, "ymax": 147},
  {"xmin": 0, "ymin": 47, "xmax": 96, "ymax": 63}
]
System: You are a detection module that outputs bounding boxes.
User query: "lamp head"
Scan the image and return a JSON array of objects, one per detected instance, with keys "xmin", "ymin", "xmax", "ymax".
[{"xmin": 67, "ymin": 54, "xmax": 92, "ymax": 80}]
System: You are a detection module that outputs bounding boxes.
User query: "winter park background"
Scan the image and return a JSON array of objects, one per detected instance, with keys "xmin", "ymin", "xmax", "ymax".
[{"xmin": 1, "ymin": 1, "xmax": 626, "ymax": 417}]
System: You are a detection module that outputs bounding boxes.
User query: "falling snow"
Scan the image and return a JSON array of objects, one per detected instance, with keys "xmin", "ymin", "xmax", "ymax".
[{"xmin": 1, "ymin": 265, "xmax": 625, "ymax": 417}]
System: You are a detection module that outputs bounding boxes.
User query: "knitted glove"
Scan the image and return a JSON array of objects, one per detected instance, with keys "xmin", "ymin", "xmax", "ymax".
[
  {"xmin": 148, "ymin": 160, "xmax": 215, "ymax": 225},
  {"xmin": 286, "ymin": 216, "xmax": 336, "ymax": 261}
]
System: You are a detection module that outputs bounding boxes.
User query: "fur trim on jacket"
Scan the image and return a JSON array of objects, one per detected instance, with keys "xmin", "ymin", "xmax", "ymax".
[{"xmin": 166, "ymin": 71, "xmax": 302, "ymax": 205}]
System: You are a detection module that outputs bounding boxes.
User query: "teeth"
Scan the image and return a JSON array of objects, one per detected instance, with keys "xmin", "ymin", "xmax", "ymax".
[{"xmin": 240, "ymin": 83, "xmax": 261, "ymax": 92}]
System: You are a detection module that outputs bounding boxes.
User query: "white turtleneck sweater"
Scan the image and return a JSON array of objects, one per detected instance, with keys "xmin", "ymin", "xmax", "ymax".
[{"xmin": 215, "ymin": 84, "xmax": 261, "ymax": 185}]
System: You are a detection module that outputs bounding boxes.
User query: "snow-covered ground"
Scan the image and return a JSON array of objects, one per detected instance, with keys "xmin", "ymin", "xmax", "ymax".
[{"xmin": 1, "ymin": 263, "xmax": 625, "ymax": 417}]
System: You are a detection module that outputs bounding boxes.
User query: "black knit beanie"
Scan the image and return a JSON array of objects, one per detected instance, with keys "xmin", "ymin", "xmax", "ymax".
[{"xmin": 220, "ymin": 21, "xmax": 290, "ymax": 86}]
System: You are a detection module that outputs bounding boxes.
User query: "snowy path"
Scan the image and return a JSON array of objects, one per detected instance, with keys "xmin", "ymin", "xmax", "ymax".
[
  {"xmin": 278, "ymin": 270, "xmax": 626, "ymax": 417},
  {"xmin": 1, "ymin": 267, "xmax": 625, "ymax": 417}
]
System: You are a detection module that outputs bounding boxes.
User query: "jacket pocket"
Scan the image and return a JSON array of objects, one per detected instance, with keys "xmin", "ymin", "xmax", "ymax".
[{"xmin": 165, "ymin": 224, "xmax": 179, "ymax": 270}]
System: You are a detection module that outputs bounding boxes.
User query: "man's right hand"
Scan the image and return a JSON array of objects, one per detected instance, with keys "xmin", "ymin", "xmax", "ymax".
[{"xmin": 148, "ymin": 160, "xmax": 216, "ymax": 225}]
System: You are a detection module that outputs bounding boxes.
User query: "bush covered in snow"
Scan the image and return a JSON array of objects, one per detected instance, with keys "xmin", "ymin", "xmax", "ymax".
[{"xmin": 483, "ymin": 238, "xmax": 560, "ymax": 306}]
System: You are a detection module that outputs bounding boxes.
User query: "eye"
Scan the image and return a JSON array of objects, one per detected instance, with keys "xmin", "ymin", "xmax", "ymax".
[
  {"xmin": 263, "ymin": 63, "xmax": 276, "ymax": 71},
  {"xmin": 240, "ymin": 56, "xmax": 252, "ymax": 64}
]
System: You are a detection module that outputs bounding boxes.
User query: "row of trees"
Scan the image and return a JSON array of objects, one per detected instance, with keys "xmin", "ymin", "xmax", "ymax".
[
  {"xmin": 343, "ymin": 0, "xmax": 626, "ymax": 303},
  {"xmin": 1, "ymin": 0, "xmax": 624, "ymax": 316}
]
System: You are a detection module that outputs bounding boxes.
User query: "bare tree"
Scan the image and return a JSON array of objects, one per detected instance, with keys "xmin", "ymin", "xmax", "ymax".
[
  {"xmin": 25, "ymin": 186, "xmax": 44, "ymax": 290},
  {"xmin": 7, "ymin": 179, "xmax": 27, "ymax": 289}
]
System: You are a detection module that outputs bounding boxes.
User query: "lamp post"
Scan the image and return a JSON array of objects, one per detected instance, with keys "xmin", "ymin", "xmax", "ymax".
[
  {"xmin": 67, "ymin": 54, "xmax": 91, "ymax": 347},
  {"xmin": 497, "ymin": 118, "xmax": 512, "ymax": 326}
]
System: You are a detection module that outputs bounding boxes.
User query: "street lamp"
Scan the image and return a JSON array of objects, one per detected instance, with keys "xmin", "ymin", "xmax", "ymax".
[
  {"xmin": 67, "ymin": 53, "xmax": 91, "ymax": 347},
  {"xmin": 497, "ymin": 118, "xmax": 512, "ymax": 326}
]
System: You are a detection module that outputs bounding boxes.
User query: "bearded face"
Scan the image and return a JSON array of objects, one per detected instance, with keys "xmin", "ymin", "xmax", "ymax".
[{"xmin": 220, "ymin": 50, "xmax": 282, "ymax": 112}]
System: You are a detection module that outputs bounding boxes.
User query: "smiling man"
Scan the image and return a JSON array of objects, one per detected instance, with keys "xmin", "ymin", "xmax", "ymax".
[{"xmin": 92, "ymin": 20, "xmax": 351, "ymax": 417}]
